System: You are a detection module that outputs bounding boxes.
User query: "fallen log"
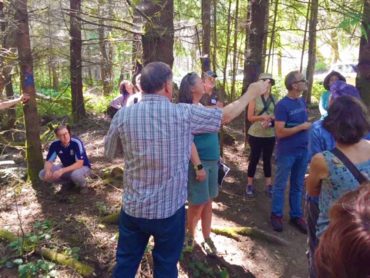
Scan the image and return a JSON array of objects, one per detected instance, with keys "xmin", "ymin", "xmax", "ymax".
[
  {"xmin": 211, "ymin": 226, "xmax": 289, "ymax": 246},
  {"xmin": 40, "ymin": 247, "xmax": 94, "ymax": 277},
  {"xmin": 0, "ymin": 229, "xmax": 94, "ymax": 277}
]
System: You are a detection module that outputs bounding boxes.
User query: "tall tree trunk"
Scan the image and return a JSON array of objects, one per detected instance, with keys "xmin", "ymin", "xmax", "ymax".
[
  {"xmin": 242, "ymin": 0, "xmax": 269, "ymax": 92},
  {"xmin": 132, "ymin": 8, "xmax": 143, "ymax": 69},
  {"xmin": 300, "ymin": 0, "xmax": 310, "ymax": 73},
  {"xmin": 304, "ymin": 0, "xmax": 318, "ymax": 104},
  {"xmin": 70, "ymin": 0, "xmax": 85, "ymax": 122},
  {"xmin": 221, "ymin": 0, "xmax": 232, "ymax": 93},
  {"xmin": 266, "ymin": 0, "xmax": 279, "ymax": 73},
  {"xmin": 201, "ymin": 0, "xmax": 211, "ymax": 72},
  {"xmin": 242, "ymin": 0, "xmax": 269, "ymax": 145},
  {"xmin": 357, "ymin": 0, "xmax": 370, "ymax": 107},
  {"xmin": 230, "ymin": 0, "xmax": 239, "ymax": 100},
  {"xmin": 99, "ymin": 0, "xmax": 113, "ymax": 95},
  {"xmin": 141, "ymin": 0, "xmax": 174, "ymax": 67},
  {"xmin": 15, "ymin": 0, "xmax": 43, "ymax": 185},
  {"xmin": 211, "ymin": 0, "xmax": 217, "ymax": 72}
]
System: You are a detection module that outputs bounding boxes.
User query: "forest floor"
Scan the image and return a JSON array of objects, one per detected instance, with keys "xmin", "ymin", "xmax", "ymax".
[{"xmin": 0, "ymin": 111, "xmax": 316, "ymax": 278}]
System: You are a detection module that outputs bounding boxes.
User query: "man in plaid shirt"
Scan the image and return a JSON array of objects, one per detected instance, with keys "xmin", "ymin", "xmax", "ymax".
[{"xmin": 105, "ymin": 62, "xmax": 268, "ymax": 278}]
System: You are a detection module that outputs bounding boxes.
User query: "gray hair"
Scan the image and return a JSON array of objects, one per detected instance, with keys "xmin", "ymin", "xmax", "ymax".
[
  {"xmin": 178, "ymin": 72, "xmax": 200, "ymax": 104},
  {"xmin": 285, "ymin": 70, "xmax": 300, "ymax": 90}
]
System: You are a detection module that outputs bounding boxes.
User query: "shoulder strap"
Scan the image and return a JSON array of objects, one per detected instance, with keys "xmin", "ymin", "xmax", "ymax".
[
  {"xmin": 257, "ymin": 95, "xmax": 274, "ymax": 116},
  {"xmin": 330, "ymin": 147, "xmax": 368, "ymax": 184}
]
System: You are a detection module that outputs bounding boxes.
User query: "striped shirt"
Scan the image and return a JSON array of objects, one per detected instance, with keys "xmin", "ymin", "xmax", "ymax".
[{"xmin": 104, "ymin": 94, "xmax": 222, "ymax": 219}]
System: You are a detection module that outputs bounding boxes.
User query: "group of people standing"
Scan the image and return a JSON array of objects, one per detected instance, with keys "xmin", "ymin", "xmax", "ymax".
[{"xmin": 30, "ymin": 61, "xmax": 369, "ymax": 277}]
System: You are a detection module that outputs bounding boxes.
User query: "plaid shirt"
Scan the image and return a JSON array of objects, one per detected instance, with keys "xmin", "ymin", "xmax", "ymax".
[{"xmin": 104, "ymin": 94, "xmax": 222, "ymax": 219}]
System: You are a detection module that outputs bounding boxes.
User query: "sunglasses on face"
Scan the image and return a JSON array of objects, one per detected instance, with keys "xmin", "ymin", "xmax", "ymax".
[
  {"xmin": 293, "ymin": 79, "xmax": 307, "ymax": 84},
  {"xmin": 261, "ymin": 78, "xmax": 275, "ymax": 86}
]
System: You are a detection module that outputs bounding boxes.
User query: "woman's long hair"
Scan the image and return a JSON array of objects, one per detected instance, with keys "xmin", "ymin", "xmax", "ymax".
[{"xmin": 178, "ymin": 72, "xmax": 199, "ymax": 104}]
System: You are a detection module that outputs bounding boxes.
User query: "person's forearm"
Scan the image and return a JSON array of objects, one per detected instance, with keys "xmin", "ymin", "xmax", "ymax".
[
  {"xmin": 44, "ymin": 161, "xmax": 53, "ymax": 172},
  {"xmin": 248, "ymin": 114, "xmax": 268, "ymax": 123},
  {"xmin": 0, "ymin": 97, "xmax": 20, "ymax": 110},
  {"xmin": 276, "ymin": 125, "xmax": 304, "ymax": 138},
  {"xmin": 60, "ymin": 160, "xmax": 84, "ymax": 174},
  {"xmin": 222, "ymin": 92, "xmax": 254, "ymax": 124},
  {"xmin": 190, "ymin": 143, "xmax": 201, "ymax": 166}
]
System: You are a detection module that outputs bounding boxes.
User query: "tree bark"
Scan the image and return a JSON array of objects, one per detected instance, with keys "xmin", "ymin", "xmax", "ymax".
[
  {"xmin": 357, "ymin": 0, "xmax": 370, "ymax": 107},
  {"xmin": 15, "ymin": 0, "xmax": 44, "ymax": 185},
  {"xmin": 230, "ymin": 0, "xmax": 239, "ymax": 100},
  {"xmin": 242, "ymin": 0, "xmax": 269, "ymax": 146},
  {"xmin": 98, "ymin": 0, "xmax": 113, "ymax": 96},
  {"xmin": 201, "ymin": 0, "xmax": 211, "ymax": 72},
  {"xmin": 141, "ymin": 0, "xmax": 174, "ymax": 67},
  {"xmin": 266, "ymin": 0, "xmax": 279, "ymax": 73},
  {"xmin": 221, "ymin": 0, "xmax": 232, "ymax": 92},
  {"xmin": 70, "ymin": 0, "xmax": 85, "ymax": 122},
  {"xmin": 211, "ymin": 0, "xmax": 217, "ymax": 72},
  {"xmin": 300, "ymin": 0, "xmax": 310, "ymax": 73},
  {"xmin": 304, "ymin": 0, "xmax": 318, "ymax": 104}
]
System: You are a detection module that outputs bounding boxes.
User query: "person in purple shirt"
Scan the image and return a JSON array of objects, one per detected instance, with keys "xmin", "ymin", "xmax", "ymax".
[
  {"xmin": 39, "ymin": 125, "xmax": 91, "ymax": 194},
  {"xmin": 270, "ymin": 70, "xmax": 311, "ymax": 234}
]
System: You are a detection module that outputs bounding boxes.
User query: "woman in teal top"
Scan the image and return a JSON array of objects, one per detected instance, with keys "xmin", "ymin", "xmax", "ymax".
[
  {"xmin": 319, "ymin": 71, "xmax": 345, "ymax": 119},
  {"xmin": 307, "ymin": 96, "xmax": 370, "ymax": 268},
  {"xmin": 178, "ymin": 72, "xmax": 220, "ymax": 256}
]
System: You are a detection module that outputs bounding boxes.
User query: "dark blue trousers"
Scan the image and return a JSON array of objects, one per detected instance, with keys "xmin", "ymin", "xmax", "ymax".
[{"xmin": 112, "ymin": 206, "xmax": 185, "ymax": 278}]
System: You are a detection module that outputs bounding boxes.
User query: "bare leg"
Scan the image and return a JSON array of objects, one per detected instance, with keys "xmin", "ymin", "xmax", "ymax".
[
  {"xmin": 201, "ymin": 200, "xmax": 213, "ymax": 240},
  {"xmin": 187, "ymin": 204, "xmax": 205, "ymax": 237}
]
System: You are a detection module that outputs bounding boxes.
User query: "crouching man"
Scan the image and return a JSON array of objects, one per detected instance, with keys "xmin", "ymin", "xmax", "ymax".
[{"xmin": 39, "ymin": 125, "xmax": 91, "ymax": 194}]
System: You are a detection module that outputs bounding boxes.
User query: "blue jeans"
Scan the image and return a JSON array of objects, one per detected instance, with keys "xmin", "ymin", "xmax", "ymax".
[
  {"xmin": 112, "ymin": 206, "xmax": 185, "ymax": 278},
  {"xmin": 271, "ymin": 150, "xmax": 308, "ymax": 218}
]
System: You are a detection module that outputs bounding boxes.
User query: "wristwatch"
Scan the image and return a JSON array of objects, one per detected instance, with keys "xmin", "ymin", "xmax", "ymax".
[{"xmin": 194, "ymin": 164, "xmax": 204, "ymax": 171}]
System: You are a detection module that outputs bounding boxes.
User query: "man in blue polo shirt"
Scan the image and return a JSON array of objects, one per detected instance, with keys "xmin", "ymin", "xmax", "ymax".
[
  {"xmin": 271, "ymin": 71, "xmax": 311, "ymax": 233},
  {"xmin": 39, "ymin": 125, "xmax": 91, "ymax": 193}
]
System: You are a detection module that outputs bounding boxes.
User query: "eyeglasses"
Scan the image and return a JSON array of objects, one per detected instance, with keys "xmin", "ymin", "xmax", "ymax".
[{"xmin": 293, "ymin": 79, "xmax": 307, "ymax": 84}]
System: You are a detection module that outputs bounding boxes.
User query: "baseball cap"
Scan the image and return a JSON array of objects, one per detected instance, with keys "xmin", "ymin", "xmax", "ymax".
[
  {"xmin": 204, "ymin": 70, "xmax": 217, "ymax": 78},
  {"xmin": 258, "ymin": 73, "xmax": 275, "ymax": 86},
  {"xmin": 330, "ymin": 80, "xmax": 360, "ymax": 100}
]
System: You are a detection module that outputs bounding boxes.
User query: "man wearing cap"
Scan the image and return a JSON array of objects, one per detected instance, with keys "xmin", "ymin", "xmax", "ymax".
[
  {"xmin": 270, "ymin": 70, "xmax": 311, "ymax": 234},
  {"xmin": 201, "ymin": 70, "xmax": 224, "ymax": 108}
]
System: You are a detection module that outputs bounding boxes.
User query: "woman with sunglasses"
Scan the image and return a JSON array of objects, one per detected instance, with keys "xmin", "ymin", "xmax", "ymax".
[
  {"xmin": 178, "ymin": 72, "xmax": 221, "ymax": 256},
  {"xmin": 246, "ymin": 73, "xmax": 276, "ymax": 198}
]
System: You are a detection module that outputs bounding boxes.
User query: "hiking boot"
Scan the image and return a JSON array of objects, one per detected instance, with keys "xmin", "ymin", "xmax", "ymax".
[
  {"xmin": 201, "ymin": 237, "xmax": 218, "ymax": 257},
  {"xmin": 270, "ymin": 214, "xmax": 283, "ymax": 232},
  {"xmin": 290, "ymin": 217, "xmax": 308, "ymax": 234},
  {"xmin": 265, "ymin": 185, "xmax": 273, "ymax": 198},
  {"xmin": 183, "ymin": 234, "xmax": 195, "ymax": 253},
  {"xmin": 246, "ymin": 185, "xmax": 255, "ymax": 198}
]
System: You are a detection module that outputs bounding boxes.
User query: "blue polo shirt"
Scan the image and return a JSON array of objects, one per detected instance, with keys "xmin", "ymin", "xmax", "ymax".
[
  {"xmin": 275, "ymin": 96, "xmax": 309, "ymax": 156},
  {"xmin": 46, "ymin": 137, "xmax": 91, "ymax": 168}
]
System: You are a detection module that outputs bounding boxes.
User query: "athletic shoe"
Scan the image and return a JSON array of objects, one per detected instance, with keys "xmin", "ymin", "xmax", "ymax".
[
  {"xmin": 201, "ymin": 237, "xmax": 218, "ymax": 256},
  {"xmin": 270, "ymin": 214, "xmax": 283, "ymax": 232},
  {"xmin": 183, "ymin": 234, "xmax": 195, "ymax": 253},
  {"xmin": 265, "ymin": 185, "xmax": 273, "ymax": 198},
  {"xmin": 246, "ymin": 185, "xmax": 255, "ymax": 198},
  {"xmin": 290, "ymin": 217, "xmax": 308, "ymax": 234}
]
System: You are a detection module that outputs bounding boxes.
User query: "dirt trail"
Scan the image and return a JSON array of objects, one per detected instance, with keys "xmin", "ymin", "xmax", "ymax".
[{"xmin": 0, "ymin": 115, "xmax": 308, "ymax": 278}]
